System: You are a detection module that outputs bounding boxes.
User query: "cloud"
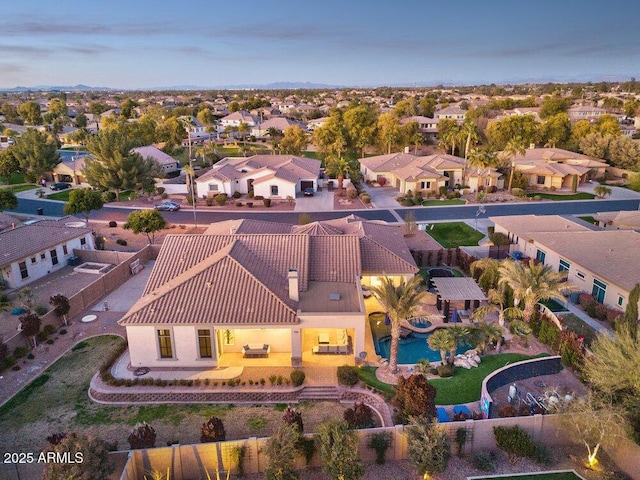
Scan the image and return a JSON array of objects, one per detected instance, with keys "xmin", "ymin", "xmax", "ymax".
[{"xmin": 0, "ymin": 19, "xmax": 167, "ymax": 37}]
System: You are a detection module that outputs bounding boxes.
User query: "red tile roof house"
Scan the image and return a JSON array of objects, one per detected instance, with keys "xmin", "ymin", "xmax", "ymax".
[
  {"xmin": 0, "ymin": 217, "xmax": 94, "ymax": 289},
  {"xmin": 118, "ymin": 216, "xmax": 418, "ymax": 368},
  {"xmin": 194, "ymin": 154, "xmax": 321, "ymax": 200}
]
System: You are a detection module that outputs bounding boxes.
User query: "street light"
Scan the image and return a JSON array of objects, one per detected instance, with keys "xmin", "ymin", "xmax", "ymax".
[
  {"xmin": 182, "ymin": 119, "xmax": 198, "ymax": 229},
  {"xmin": 475, "ymin": 205, "xmax": 486, "ymax": 232}
]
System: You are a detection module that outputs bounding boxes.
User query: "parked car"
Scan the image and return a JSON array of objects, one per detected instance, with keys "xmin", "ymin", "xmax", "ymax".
[
  {"xmin": 155, "ymin": 201, "xmax": 181, "ymax": 211},
  {"xmin": 303, "ymin": 187, "xmax": 315, "ymax": 196},
  {"xmin": 50, "ymin": 182, "xmax": 71, "ymax": 190}
]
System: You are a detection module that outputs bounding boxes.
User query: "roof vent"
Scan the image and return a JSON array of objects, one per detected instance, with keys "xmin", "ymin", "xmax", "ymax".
[
  {"xmin": 329, "ymin": 293, "xmax": 341, "ymax": 301},
  {"xmin": 205, "ymin": 281, "xmax": 212, "ymax": 287}
]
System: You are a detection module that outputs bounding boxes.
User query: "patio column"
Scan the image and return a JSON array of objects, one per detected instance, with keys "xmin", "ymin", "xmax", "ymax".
[
  {"xmin": 443, "ymin": 301, "xmax": 450, "ymax": 322},
  {"xmin": 436, "ymin": 295, "xmax": 442, "ymax": 311},
  {"xmin": 291, "ymin": 328, "xmax": 302, "ymax": 366},
  {"xmin": 473, "ymin": 299, "xmax": 480, "ymax": 309}
]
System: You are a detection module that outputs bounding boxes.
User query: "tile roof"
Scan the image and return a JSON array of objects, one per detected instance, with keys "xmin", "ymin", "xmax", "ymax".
[
  {"xmin": 0, "ymin": 212, "xmax": 18, "ymax": 231},
  {"xmin": 490, "ymin": 215, "xmax": 590, "ymax": 242},
  {"xmin": 0, "ymin": 216, "xmax": 91, "ymax": 267},
  {"xmin": 132, "ymin": 146, "xmax": 178, "ymax": 166},
  {"xmin": 359, "ymin": 152, "xmax": 465, "ymax": 176}
]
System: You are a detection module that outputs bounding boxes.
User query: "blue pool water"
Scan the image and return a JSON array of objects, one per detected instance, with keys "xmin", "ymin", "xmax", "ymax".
[{"xmin": 375, "ymin": 332, "xmax": 469, "ymax": 364}]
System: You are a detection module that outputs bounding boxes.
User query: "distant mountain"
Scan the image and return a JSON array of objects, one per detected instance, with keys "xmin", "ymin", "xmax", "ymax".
[
  {"xmin": 147, "ymin": 81, "xmax": 344, "ymax": 90},
  {"xmin": 2, "ymin": 84, "xmax": 112, "ymax": 92}
]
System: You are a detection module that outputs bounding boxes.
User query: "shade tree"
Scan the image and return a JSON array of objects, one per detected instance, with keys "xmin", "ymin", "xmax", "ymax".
[
  {"xmin": 124, "ymin": 209, "xmax": 167, "ymax": 245},
  {"xmin": 8, "ymin": 128, "xmax": 60, "ymax": 182},
  {"xmin": 64, "ymin": 188, "xmax": 105, "ymax": 223}
]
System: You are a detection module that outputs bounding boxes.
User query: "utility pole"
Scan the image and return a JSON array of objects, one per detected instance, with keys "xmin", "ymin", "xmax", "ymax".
[{"xmin": 183, "ymin": 119, "xmax": 198, "ymax": 229}]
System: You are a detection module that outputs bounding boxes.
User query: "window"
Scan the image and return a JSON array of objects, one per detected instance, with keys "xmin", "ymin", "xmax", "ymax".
[
  {"xmin": 30, "ymin": 257, "xmax": 37, "ymax": 264},
  {"xmin": 222, "ymin": 329, "xmax": 235, "ymax": 346},
  {"xmin": 80, "ymin": 237, "xmax": 86, "ymax": 246},
  {"xmin": 618, "ymin": 295, "xmax": 624, "ymax": 307},
  {"xmin": 40, "ymin": 253, "xmax": 46, "ymax": 260},
  {"xmin": 420, "ymin": 181, "xmax": 432, "ymax": 189},
  {"xmin": 62, "ymin": 244, "xmax": 68, "ymax": 255},
  {"xmin": 559, "ymin": 259, "xmax": 571, "ymax": 273},
  {"xmin": 592, "ymin": 279, "xmax": 607, "ymax": 304},
  {"xmin": 576, "ymin": 271, "xmax": 585, "ymax": 280},
  {"xmin": 19, "ymin": 261, "xmax": 28, "ymax": 279},
  {"xmin": 270, "ymin": 185, "xmax": 279, "ymax": 196},
  {"xmin": 535, "ymin": 249, "xmax": 546, "ymax": 264},
  {"xmin": 198, "ymin": 329, "xmax": 213, "ymax": 358},
  {"xmin": 208, "ymin": 184, "xmax": 218, "ymax": 191},
  {"xmin": 50, "ymin": 249, "xmax": 58, "ymax": 266},
  {"xmin": 537, "ymin": 176, "xmax": 545, "ymax": 185},
  {"xmin": 157, "ymin": 329, "xmax": 173, "ymax": 358}
]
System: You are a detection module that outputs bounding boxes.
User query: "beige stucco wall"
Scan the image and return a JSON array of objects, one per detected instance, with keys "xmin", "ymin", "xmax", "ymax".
[{"xmin": 252, "ymin": 177, "xmax": 297, "ymax": 199}]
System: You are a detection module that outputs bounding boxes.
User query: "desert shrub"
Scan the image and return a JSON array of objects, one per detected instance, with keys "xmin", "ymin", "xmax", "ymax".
[
  {"xmin": 34, "ymin": 304, "xmax": 49, "ymax": 316},
  {"xmin": 493, "ymin": 425, "xmax": 538, "ymax": 462},
  {"xmin": 360, "ymin": 194, "xmax": 371, "ymax": 203},
  {"xmin": 558, "ymin": 330, "xmax": 584, "ymax": 370},
  {"xmin": 116, "ymin": 239, "xmax": 127, "ymax": 246},
  {"xmin": 498, "ymin": 405, "xmax": 518, "ymax": 418},
  {"xmin": 437, "ymin": 363, "xmax": 455, "ymax": 377},
  {"xmin": 128, "ymin": 422, "xmax": 156, "ymax": 449},
  {"xmin": 247, "ymin": 202, "xmax": 253, "ymax": 208},
  {"xmin": 367, "ymin": 431, "xmax": 392, "ymax": 465},
  {"xmin": 489, "ymin": 232, "xmax": 512, "ymax": 246},
  {"xmin": 43, "ymin": 324, "xmax": 56, "ymax": 335},
  {"xmin": 235, "ymin": 201, "xmax": 242, "ymax": 207},
  {"xmin": 200, "ymin": 416, "xmax": 226, "ymax": 442},
  {"xmin": 533, "ymin": 195, "xmax": 542, "ymax": 201},
  {"xmin": 102, "ymin": 191, "xmax": 116, "ymax": 202},
  {"xmin": 438, "ymin": 186, "xmax": 447, "ymax": 197},
  {"xmin": 205, "ymin": 197, "xmax": 214, "ymax": 206},
  {"xmin": 511, "ymin": 188, "xmax": 525, "ymax": 197},
  {"xmin": 13, "ymin": 346, "xmax": 27, "ymax": 359},
  {"xmin": 344, "ymin": 402, "xmax": 374, "ymax": 429},
  {"xmin": 337, "ymin": 365, "xmax": 359, "ymax": 386},
  {"xmin": 487, "ymin": 185, "xmax": 497, "ymax": 194},
  {"xmin": 282, "ymin": 406, "xmax": 304, "ymax": 433},
  {"xmin": 108, "ymin": 221, "xmax": 117, "ymax": 228},
  {"xmin": 290, "ymin": 370, "xmax": 305, "ymax": 387},
  {"xmin": 155, "ymin": 187, "xmax": 165, "ymax": 195},
  {"xmin": 36, "ymin": 331, "xmax": 47, "ymax": 342},
  {"xmin": 594, "ymin": 303, "xmax": 608, "ymax": 321},
  {"xmin": 401, "ymin": 198, "xmax": 415, "ymax": 206},
  {"xmin": 537, "ymin": 318, "xmax": 560, "ymax": 350},
  {"xmin": 161, "ymin": 192, "xmax": 168, "ymax": 199},
  {"xmin": 214, "ymin": 194, "xmax": 227, "ymax": 206},
  {"xmin": 407, "ymin": 416, "xmax": 451, "ymax": 476},
  {"xmin": 59, "ymin": 328, "xmax": 67, "ymax": 335},
  {"xmin": 232, "ymin": 191, "xmax": 241, "ymax": 198},
  {"xmin": 254, "ymin": 195, "xmax": 264, "ymax": 200},
  {"xmin": 346, "ymin": 188, "xmax": 357, "ymax": 199},
  {"xmin": 472, "ymin": 451, "xmax": 497, "ymax": 471}
]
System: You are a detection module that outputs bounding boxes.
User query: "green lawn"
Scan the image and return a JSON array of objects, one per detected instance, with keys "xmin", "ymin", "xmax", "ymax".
[
  {"xmin": 2, "ymin": 183, "xmax": 39, "ymax": 193},
  {"xmin": 425, "ymin": 221, "xmax": 485, "ymax": 248},
  {"xmin": 1, "ymin": 172, "xmax": 26, "ymax": 185},
  {"xmin": 429, "ymin": 353, "xmax": 546, "ymax": 405},
  {"xmin": 560, "ymin": 313, "xmax": 598, "ymax": 347},
  {"xmin": 578, "ymin": 216, "xmax": 598, "ymax": 225},
  {"xmin": 46, "ymin": 190, "xmax": 71, "ymax": 201},
  {"xmin": 302, "ymin": 150, "xmax": 322, "ymax": 160},
  {"xmin": 527, "ymin": 192, "xmax": 595, "ymax": 201},
  {"xmin": 422, "ymin": 199, "xmax": 466, "ymax": 206},
  {"xmin": 357, "ymin": 367, "xmax": 395, "ymax": 399}
]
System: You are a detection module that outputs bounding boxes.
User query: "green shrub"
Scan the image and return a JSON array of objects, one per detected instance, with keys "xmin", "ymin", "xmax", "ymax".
[
  {"xmin": 116, "ymin": 239, "xmax": 127, "ymax": 246},
  {"xmin": 472, "ymin": 451, "xmax": 497, "ymax": 471},
  {"xmin": 367, "ymin": 431, "xmax": 392, "ymax": 464},
  {"xmin": 102, "ymin": 191, "xmax": 117, "ymax": 202},
  {"xmin": 347, "ymin": 188, "xmax": 357, "ymax": 199},
  {"xmin": 254, "ymin": 195, "xmax": 264, "ymax": 200},
  {"xmin": 437, "ymin": 364, "xmax": 455, "ymax": 377},
  {"xmin": 161, "ymin": 192, "xmax": 168, "ymax": 199},
  {"xmin": 263, "ymin": 198, "xmax": 271, "ymax": 207},
  {"xmin": 344, "ymin": 402, "xmax": 374, "ymax": 429},
  {"xmin": 537, "ymin": 319, "xmax": 560, "ymax": 349},
  {"xmin": 511, "ymin": 188, "xmax": 525, "ymax": 197},
  {"xmin": 232, "ymin": 191, "xmax": 241, "ymax": 198},
  {"xmin": 337, "ymin": 365, "xmax": 359, "ymax": 386},
  {"xmin": 235, "ymin": 201, "xmax": 242, "ymax": 207},
  {"xmin": 361, "ymin": 194, "xmax": 371, "ymax": 203},
  {"xmin": 401, "ymin": 199, "xmax": 415, "ymax": 207},
  {"xmin": 36, "ymin": 331, "xmax": 47, "ymax": 342},
  {"xmin": 493, "ymin": 425, "xmax": 538, "ymax": 461},
  {"xmin": 13, "ymin": 346, "xmax": 28, "ymax": 359},
  {"xmin": 246, "ymin": 202, "xmax": 253, "ymax": 208},
  {"xmin": 43, "ymin": 324, "xmax": 56, "ymax": 336},
  {"xmin": 108, "ymin": 220, "xmax": 117, "ymax": 228},
  {"xmin": 214, "ymin": 194, "xmax": 227, "ymax": 206},
  {"xmin": 290, "ymin": 370, "xmax": 305, "ymax": 387},
  {"xmin": 156, "ymin": 187, "xmax": 166, "ymax": 195},
  {"xmin": 205, "ymin": 197, "xmax": 214, "ymax": 206}
]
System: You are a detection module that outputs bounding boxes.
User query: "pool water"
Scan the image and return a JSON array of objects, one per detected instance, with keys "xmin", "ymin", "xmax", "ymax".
[{"xmin": 539, "ymin": 299, "xmax": 568, "ymax": 312}]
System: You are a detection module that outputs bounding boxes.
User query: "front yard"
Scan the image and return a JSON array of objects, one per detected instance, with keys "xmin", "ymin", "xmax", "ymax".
[{"xmin": 425, "ymin": 221, "xmax": 485, "ymax": 248}]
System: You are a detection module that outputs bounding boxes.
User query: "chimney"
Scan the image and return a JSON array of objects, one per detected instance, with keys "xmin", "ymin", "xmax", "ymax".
[
  {"xmin": 404, "ymin": 146, "xmax": 410, "ymax": 154},
  {"xmin": 288, "ymin": 269, "xmax": 299, "ymax": 301}
]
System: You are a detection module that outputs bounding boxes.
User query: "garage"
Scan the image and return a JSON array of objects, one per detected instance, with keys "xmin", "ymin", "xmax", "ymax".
[{"xmin": 300, "ymin": 180, "xmax": 314, "ymax": 190}]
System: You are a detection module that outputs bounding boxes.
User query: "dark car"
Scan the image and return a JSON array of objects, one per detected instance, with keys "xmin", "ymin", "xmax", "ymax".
[
  {"xmin": 155, "ymin": 201, "xmax": 181, "ymax": 211},
  {"xmin": 50, "ymin": 182, "xmax": 71, "ymax": 190},
  {"xmin": 303, "ymin": 187, "xmax": 315, "ymax": 196}
]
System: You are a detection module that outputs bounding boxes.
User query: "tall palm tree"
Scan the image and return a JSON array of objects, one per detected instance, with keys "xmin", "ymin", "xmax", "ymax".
[
  {"xmin": 427, "ymin": 329, "xmax": 454, "ymax": 365},
  {"xmin": 325, "ymin": 156, "xmax": 357, "ymax": 194},
  {"xmin": 498, "ymin": 259, "xmax": 578, "ymax": 323},
  {"xmin": 472, "ymin": 289, "xmax": 523, "ymax": 353},
  {"xmin": 503, "ymin": 136, "xmax": 526, "ymax": 192},
  {"xmin": 370, "ymin": 276, "xmax": 426, "ymax": 374},
  {"xmin": 467, "ymin": 148, "xmax": 498, "ymax": 190},
  {"xmin": 470, "ymin": 257, "xmax": 502, "ymax": 291},
  {"xmin": 447, "ymin": 325, "xmax": 472, "ymax": 361},
  {"xmin": 462, "ymin": 119, "xmax": 479, "ymax": 160},
  {"xmin": 472, "ymin": 322, "xmax": 504, "ymax": 354}
]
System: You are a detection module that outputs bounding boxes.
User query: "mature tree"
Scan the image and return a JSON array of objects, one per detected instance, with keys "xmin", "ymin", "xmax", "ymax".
[
  {"xmin": 0, "ymin": 149, "xmax": 19, "ymax": 182},
  {"xmin": 595, "ymin": 114, "xmax": 621, "ymax": 137},
  {"xmin": 18, "ymin": 286, "xmax": 37, "ymax": 312},
  {"xmin": 568, "ymin": 119, "xmax": 593, "ymax": 152},
  {"xmin": 402, "ymin": 120, "xmax": 423, "ymax": 154},
  {"xmin": 343, "ymin": 104, "xmax": 377, "ymax": 158},
  {"xmin": 279, "ymin": 126, "xmax": 308, "ymax": 155},
  {"xmin": 486, "ymin": 115, "xmax": 540, "ymax": 151},
  {"xmin": 1, "ymin": 102, "xmax": 20, "ymax": 124},
  {"xmin": 498, "ymin": 259, "xmax": 576, "ymax": 323},
  {"xmin": 579, "ymin": 132, "xmax": 610, "ymax": 159},
  {"xmin": 263, "ymin": 423, "xmax": 300, "ymax": 480},
  {"xmin": 325, "ymin": 156, "xmax": 358, "ymax": 194},
  {"xmin": 9, "ymin": 128, "xmax": 60, "ymax": 182},
  {"xmin": 370, "ymin": 276, "xmax": 426, "ymax": 373},
  {"xmin": 437, "ymin": 118, "xmax": 461, "ymax": 155},
  {"xmin": 0, "ymin": 190, "xmax": 18, "ymax": 211},
  {"xmin": 558, "ymin": 393, "xmax": 629, "ymax": 469},
  {"xmin": 461, "ymin": 118, "xmax": 479, "ymax": 160},
  {"xmin": 472, "ymin": 289, "xmax": 523, "ymax": 352},
  {"xmin": 447, "ymin": 325, "xmax": 472, "ymax": 361},
  {"xmin": 129, "ymin": 114, "xmax": 159, "ymax": 146},
  {"xmin": 312, "ymin": 110, "xmax": 349, "ymax": 159},
  {"xmin": 64, "ymin": 188, "xmax": 104, "ymax": 223},
  {"xmin": 124, "ymin": 209, "xmax": 167, "ymax": 244},
  {"xmin": 472, "ymin": 321, "xmax": 505, "ymax": 353},
  {"xmin": 502, "ymin": 136, "xmax": 527, "ymax": 192},
  {"xmin": 393, "ymin": 374, "xmax": 437, "ymax": 423},
  {"xmin": 196, "ymin": 107, "xmax": 214, "ymax": 126},
  {"xmin": 316, "ymin": 420, "xmax": 364, "ymax": 480},
  {"xmin": 50, "ymin": 294, "xmax": 71, "ymax": 326},
  {"xmin": 607, "ymin": 135, "xmax": 640, "ymax": 170},
  {"xmin": 377, "ymin": 112, "xmax": 402, "ymax": 154},
  {"xmin": 19, "ymin": 312, "xmax": 41, "ymax": 347},
  {"xmin": 427, "ymin": 328, "xmax": 454, "ymax": 365},
  {"xmin": 470, "ymin": 257, "xmax": 501, "ymax": 291},
  {"xmin": 540, "ymin": 112, "xmax": 571, "ymax": 148},
  {"xmin": 539, "ymin": 95, "xmax": 572, "ymax": 119},
  {"xmin": 619, "ymin": 284, "xmax": 639, "ymax": 340},
  {"xmin": 75, "ymin": 112, "xmax": 88, "ymax": 129},
  {"xmin": 593, "ymin": 185, "xmax": 612, "ymax": 198},
  {"xmin": 41, "ymin": 432, "xmax": 114, "ymax": 480},
  {"xmin": 120, "ymin": 98, "xmax": 137, "ymax": 119},
  {"xmin": 17, "ymin": 100, "xmax": 42, "ymax": 125},
  {"xmin": 407, "ymin": 416, "xmax": 451, "ymax": 477},
  {"xmin": 84, "ymin": 127, "xmax": 162, "ymax": 200},
  {"xmin": 467, "ymin": 147, "xmax": 498, "ymax": 187}
]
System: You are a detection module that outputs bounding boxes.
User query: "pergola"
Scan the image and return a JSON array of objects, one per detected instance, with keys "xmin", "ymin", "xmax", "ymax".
[{"xmin": 431, "ymin": 277, "xmax": 487, "ymax": 322}]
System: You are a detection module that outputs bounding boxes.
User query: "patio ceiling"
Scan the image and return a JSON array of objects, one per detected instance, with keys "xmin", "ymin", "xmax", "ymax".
[{"xmin": 432, "ymin": 277, "xmax": 487, "ymax": 301}]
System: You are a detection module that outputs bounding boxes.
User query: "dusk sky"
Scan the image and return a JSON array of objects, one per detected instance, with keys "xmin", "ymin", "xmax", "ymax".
[{"xmin": 1, "ymin": 0, "xmax": 638, "ymax": 89}]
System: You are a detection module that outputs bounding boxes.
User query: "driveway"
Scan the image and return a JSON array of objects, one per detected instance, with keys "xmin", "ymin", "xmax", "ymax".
[
  {"xmin": 294, "ymin": 188, "xmax": 334, "ymax": 212},
  {"xmin": 361, "ymin": 184, "xmax": 401, "ymax": 209}
]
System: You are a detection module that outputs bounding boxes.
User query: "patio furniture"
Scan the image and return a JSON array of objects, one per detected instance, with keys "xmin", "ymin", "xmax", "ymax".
[
  {"xmin": 312, "ymin": 329, "xmax": 349, "ymax": 354},
  {"xmin": 436, "ymin": 407, "xmax": 451, "ymax": 423},
  {"xmin": 242, "ymin": 344, "xmax": 270, "ymax": 358},
  {"xmin": 318, "ymin": 333, "xmax": 330, "ymax": 345}
]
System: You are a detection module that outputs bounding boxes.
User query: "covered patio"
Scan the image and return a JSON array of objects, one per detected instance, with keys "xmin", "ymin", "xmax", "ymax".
[{"xmin": 431, "ymin": 277, "xmax": 487, "ymax": 323}]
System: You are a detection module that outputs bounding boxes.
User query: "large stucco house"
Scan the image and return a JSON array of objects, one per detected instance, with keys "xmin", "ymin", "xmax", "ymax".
[
  {"xmin": 195, "ymin": 154, "xmax": 321, "ymax": 199},
  {"xmin": 118, "ymin": 216, "xmax": 418, "ymax": 368},
  {"xmin": 491, "ymin": 214, "xmax": 640, "ymax": 312},
  {"xmin": 133, "ymin": 146, "xmax": 181, "ymax": 176},
  {"xmin": 0, "ymin": 217, "xmax": 94, "ymax": 289},
  {"xmin": 509, "ymin": 148, "xmax": 608, "ymax": 190}
]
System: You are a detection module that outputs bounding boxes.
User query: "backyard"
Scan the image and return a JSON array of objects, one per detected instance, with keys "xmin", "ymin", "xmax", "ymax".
[{"xmin": 425, "ymin": 221, "xmax": 485, "ymax": 248}]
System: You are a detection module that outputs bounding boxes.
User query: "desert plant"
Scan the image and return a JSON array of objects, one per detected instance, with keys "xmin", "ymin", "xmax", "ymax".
[
  {"xmin": 200, "ymin": 416, "xmax": 226, "ymax": 443},
  {"xmin": 214, "ymin": 194, "xmax": 227, "ymax": 206},
  {"xmin": 50, "ymin": 294, "xmax": 71, "ymax": 326},
  {"xmin": 290, "ymin": 370, "xmax": 305, "ymax": 387},
  {"xmin": 263, "ymin": 423, "xmax": 300, "ymax": 480},
  {"xmin": 367, "ymin": 431, "xmax": 392, "ymax": 464},
  {"xmin": 282, "ymin": 406, "xmax": 304, "ymax": 433},
  {"xmin": 392, "ymin": 374, "xmax": 437, "ymax": 424},
  {"xmin": 337, "ymin": 365, "xmax": 359, "ymax": 386},
  {"xmin": 316, "ymin": 420, "xmax": 364, "ymax": 480},
  {"xmin": 343, "ymin": 402, "xmax": 374, "ymax": 429},
  {"xmin": 493, "ymin": 425, "xmax": 538, "ymax": 463},
  {"xmin": 128, "ymin": 422, "xmax": 157, "ymax": 449},
  {"xmin": 472, "ymin": 451, "xmax": 497, "ymax": 471},
  {"xmin": 407, "ymin": 416, "xmax": 451, "ymax": 476}
]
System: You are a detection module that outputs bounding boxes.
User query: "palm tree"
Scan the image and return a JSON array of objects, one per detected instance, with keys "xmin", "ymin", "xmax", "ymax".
[
  {"xmin": 498, "ymin": 259, "xmax": 578, "ymax": 323},
  {"xmin": 462, "ymin": 119, "xmax": 479, "ymax": 160},
  {"xmin": 509, "ymin": 319, "xmax": 533, "ymax": 346},
  {"xmin": 472, "ymin": 322, "xmax": 504, "ymax": 354},
  {"xmin": 447, "ymin": 325, "xmax": 472, "ymax": 361},
  {"xmin": 470, "ymin": 258, "xmax": 502, "ymax": 291},
  {"xmin": 325, "ymin": 156, "xmax": 357, "ymax": 195},
  {"xmin": 370, "ymin": 276, "xmax": 426, "ymax": 374},
  {"xmin": 593, "ymin": 185, "xmax": 612, "ymax": 198},
  {"xmin": 467, "ymin": 148, "xmax": 498, "ymax": 190},
  {"xmin": 503, "ymin": 136, "xmax": 527, "ymax": 192},
  {"xmin": 427, "ymin": 329, "xmax": 454, "ymax": 365}
]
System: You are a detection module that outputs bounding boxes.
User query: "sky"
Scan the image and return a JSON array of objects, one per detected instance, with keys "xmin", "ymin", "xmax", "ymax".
[{"xmin": 1, "ymin": 0, "xmax": 639, "ymax": 89}]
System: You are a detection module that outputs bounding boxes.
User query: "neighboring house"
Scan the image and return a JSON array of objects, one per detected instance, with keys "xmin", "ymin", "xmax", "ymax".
[
  {"xmin": 132, "ymin": 146, "xmax": 181, "ymax": 176},
  {"xmin": 52, "ymin": 155, "xmax": 88, "ymax": 185},
  {"xmin": 567, "ymin": 106, "xmax": 607, "ymax": 122},
  {"xmin": 400, "ymin": 116, "xmax": 438, "ymax": 142},
  {"xmin": 491, "ymin": 215, "xmax": 640, "ymax": 312},
  {"xmin": 0, "ymin": 212, "xmax": 18, "ymax": 231},
  {"xmin": 508, "ymin": 147, "xmax": 608, "ymax": 190},
  {"xmin": 219, "ymin": 111, "xmax": 259, "ymax": 128},
  {"xmin": 251, "ymin": 117, "xmax": 304, "ymax": 138},
  {"xmin": 195, "ymin": 154, "xmax": 321, "ymax": 199},
  {"xmin": 307, "ymin": 117, "xmax": 329, "ymax": 131},
  {"xmin": 0, "ymin": 217, "xmax": 94, "ymax": 289},
  {"xmin": 118, "ymin": 215, "xmax": 418, "ymax": 368},
  {"xmin": 359, "ymin": 152, "xmax": 496, "ymax": 193},
  {"xmin": 434, "ymin": 105, "xmax": 466, "ymax": 123},
  {"xmin": 593, "ymin": 210, "xmax": 640, "ymax": 230}
]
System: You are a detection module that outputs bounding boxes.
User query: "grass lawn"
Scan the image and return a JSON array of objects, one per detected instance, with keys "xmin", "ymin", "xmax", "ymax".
[
  {"xmin": 357, "ymin": 367, "xmax": 395, "ymax": 399},
  {"xmin": 0, "ymin": 172, "xmax": 26, "ymax": 185},
  {"xmin": 3, "ymin": 183, "xmax": 39, "ymax": 193},
  {"xmin": 527, "ymin": 192, "xmax": 595, "ymax": 201},
  {"xmin": 560, "ymin": 313, "xmax": 599, "ymax": 347},
  {"xmin": 421, "ymin": 199, "xmax": 466, "ymax": 206},
  {"xmin": 46, "ymin": 190, "xmax": 71, "ymax": 201},
  {"xmin": 429, "ymin": 353, "xmax": 546, "ymax": 405},
  {"xmin": 578, "ymin": 216, "xmax": 598, "ymax": 225},
  {"xmin": 426, "ymin": 221, "xmax": 485, "ymax": 248},
  {"xmin": 302, "ymin": 150, "xmax": 322, "ymax": 160}
]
